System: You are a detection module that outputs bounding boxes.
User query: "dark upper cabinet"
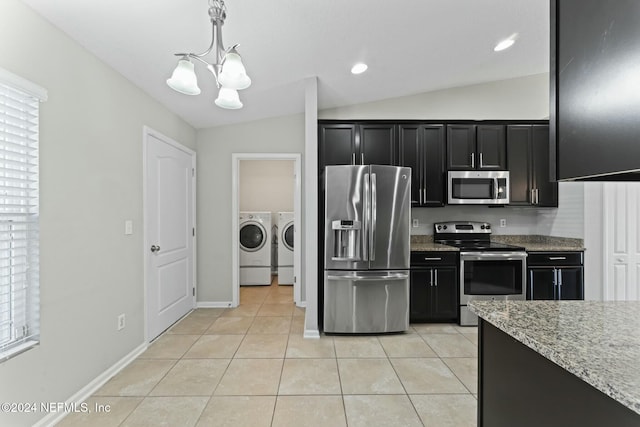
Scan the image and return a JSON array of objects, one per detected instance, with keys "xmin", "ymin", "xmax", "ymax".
[
  {"xmin": 399, "ymin": 124, "xmax": 445, "ymax": 207},
  {"xmin": 319, "ymin": 123, "xmax": 356, "ymax": 167},
  {"xmin": 507, "ymin": 125, "xmax": 558, "ymax": 207},
  {"xmin": 318, "ymin": 122, "xmax": 396, "ymax": 169},
  {"xmin": 447, "ymin": 124, "xmax": 506, "ymax": 170},
  {"xmin": 532, "ymin": 125, "xmax": 558, "ymax": 206},
  {"xmin": 359, "ymin": 124, "xmax": 397, "ymax": 165},
  {"xmin": 552, "ymin": 0, "xmax": 640, "ymax": 181},
  {"xmin": 447, "ymin": 125, "xmax": 476, "ymax": 169}
]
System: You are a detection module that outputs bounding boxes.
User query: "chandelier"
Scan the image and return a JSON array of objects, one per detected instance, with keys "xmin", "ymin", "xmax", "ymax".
[{"xmin": 166, "ymin": 0, "xmax": 251, "ymax": 109}]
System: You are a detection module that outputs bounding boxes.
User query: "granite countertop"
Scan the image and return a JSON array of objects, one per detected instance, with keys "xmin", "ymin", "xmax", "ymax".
[
  {"xmin": 469, "ymin": 300, "xmax": 640, "ymax": 415},
  {"xmin": 492, "ymin": 235, "xmax": 585, "ymax": 251},
  {"xmin": 410, "ymin": 234, "xmax": 585, "ymax": 252}
]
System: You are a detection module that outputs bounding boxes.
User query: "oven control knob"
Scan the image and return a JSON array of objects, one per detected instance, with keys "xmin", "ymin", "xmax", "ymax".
[
  {"xmin": 437, "ymin": 225, "xmax": 441, "ymax": 230},
  {"xmin": 480, "ymin": 225, "xmax": 485, "ymax": 229},
  {"xmin": 443, "ymin": 225, "xmax": 447, "ymax": 230},
  {"xmin": 486, "ymin": 224, "xmax": 491, "ymax": 229}
]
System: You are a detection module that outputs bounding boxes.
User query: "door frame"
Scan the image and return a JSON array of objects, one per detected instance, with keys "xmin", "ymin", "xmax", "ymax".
[
  {"xmin": 142, "ymin": 126, "xmax": 197, "ymax": 342},
  {"xmin": 231, "ymin": 153, "xmax": 302, "ymax": 307}
]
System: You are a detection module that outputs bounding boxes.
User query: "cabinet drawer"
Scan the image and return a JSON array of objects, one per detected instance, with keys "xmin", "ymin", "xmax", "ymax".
[
  {"xmin": 411, "ymin": 251, "xmax": 458, "ymax": 266},
  {"xmin": 527, "ymin": 252, "xmax": 583, "ymax": 266}
]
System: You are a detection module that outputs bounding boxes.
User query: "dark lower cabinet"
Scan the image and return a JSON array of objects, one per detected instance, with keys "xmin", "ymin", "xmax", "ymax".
[
  {"xmin": 479, "ymin": 320, "xmax": 640, "ymax": 427},
  {"xmin": 410, "ymin": 252, "xmax": 458, "ymax": 322},
  {"xmin": 527, "ymin": 252, "xmax": 584, "ymax": 300}
]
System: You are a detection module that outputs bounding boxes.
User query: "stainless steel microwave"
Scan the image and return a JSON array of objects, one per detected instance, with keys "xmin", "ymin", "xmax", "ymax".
[{"xmin": 447, "ymin": 171, "xmax": 510, "ymax": 205}]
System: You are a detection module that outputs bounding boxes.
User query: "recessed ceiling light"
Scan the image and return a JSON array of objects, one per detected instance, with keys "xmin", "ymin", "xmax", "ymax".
[
  {"xmin": 494, "ymin": 34, "xmax": 518, "ymax": 52},
  {"xmin": 351, "ymin": 63, "xmax": 368, "ymax": 74}
]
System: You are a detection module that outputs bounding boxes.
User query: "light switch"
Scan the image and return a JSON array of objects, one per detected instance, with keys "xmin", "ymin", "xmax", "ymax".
[{"xmin": 125, "ymin": 220, "xmax": 133, "ymax": 235}]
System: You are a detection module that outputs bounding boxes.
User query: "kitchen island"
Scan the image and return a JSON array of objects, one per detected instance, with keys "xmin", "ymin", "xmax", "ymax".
[{"xmin": 469, "ymin": 300, "xmax": 640, "ymax": 427}]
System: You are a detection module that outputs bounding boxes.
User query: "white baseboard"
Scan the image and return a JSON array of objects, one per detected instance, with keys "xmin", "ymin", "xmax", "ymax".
[
  {"xmin": 303, "ymin": 329, "xmax": 321, "ymax": 339},
  {"xmin": 33, "ymin": 342, "xmax": 148, "ymax": 427},
  {"xmin": 296, "ymin": 300, "xmax": 307, "ymax": 308},
  {"xmin": 196, "ymin": 301, "xmax": 233, "ymax": 308}
]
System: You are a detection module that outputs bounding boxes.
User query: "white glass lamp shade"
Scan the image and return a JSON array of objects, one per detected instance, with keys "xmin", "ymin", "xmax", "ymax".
[
  {"xmin": 214, "ymin": 87, "xmax": 243, "ymax": 109},
  {"xmin": 218, "ymin": 51, "xmax": 252, "ymax": 90},
  {"xmin": 166, "ymin": 59, "xmax": 201, "ymax": 95}
]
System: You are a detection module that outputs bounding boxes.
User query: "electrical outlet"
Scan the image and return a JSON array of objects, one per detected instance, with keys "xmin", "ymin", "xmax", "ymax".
[
  {"xmin": 117, "ymin": 314, "xmax": 126, "ymax": 331},
  {"xmin": 412, "ymin": 219, "xmax": 419, "ymax": 228},
  {"xmin": 500, "ymin": 218, "xmax": 507, "ymax": 228}
]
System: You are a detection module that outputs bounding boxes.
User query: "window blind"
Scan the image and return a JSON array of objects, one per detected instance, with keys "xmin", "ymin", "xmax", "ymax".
[{"xmin": 0, "ymin": 76, "xmax": 41, "ymax": 361}]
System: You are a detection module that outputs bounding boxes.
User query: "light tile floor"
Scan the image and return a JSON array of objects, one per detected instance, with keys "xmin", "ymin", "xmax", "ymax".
[{"xmin": 57, "ymin": 280, "xmax": 478, "ymax": 427}]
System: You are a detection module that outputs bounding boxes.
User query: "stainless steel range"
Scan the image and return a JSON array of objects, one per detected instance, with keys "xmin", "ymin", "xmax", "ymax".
[{"xmin": 434, "ymin": 221, "xmax": 527, "ymax": 326}]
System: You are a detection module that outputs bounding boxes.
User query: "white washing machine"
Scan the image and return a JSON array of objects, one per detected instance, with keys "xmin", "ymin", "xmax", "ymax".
[
  {"xmin": 277, "ymin": 212, "xmax": 294, "ymax": 285},
  {"xmin": 239, "ymin": 211, "xmax": 272, "ymax": 285}
]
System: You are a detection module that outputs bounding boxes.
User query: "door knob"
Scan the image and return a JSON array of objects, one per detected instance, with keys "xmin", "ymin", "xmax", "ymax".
[{"xmin": 151, "ymin": 245, "xmax": 160, "ymax": 253}]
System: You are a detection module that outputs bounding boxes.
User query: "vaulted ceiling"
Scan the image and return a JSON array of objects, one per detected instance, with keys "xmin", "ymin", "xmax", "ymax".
[{"xmin": 21, "ymin": 0, "xmax": 549, "ymax": 129}]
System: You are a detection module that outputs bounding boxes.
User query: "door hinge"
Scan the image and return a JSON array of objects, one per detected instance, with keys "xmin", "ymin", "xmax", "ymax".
[
  {"xmin": 192, "ymin": 168, "xmax": 195, "ymax": 177},
  {"xmin": 294, "ymin": 276, "xmax": 296, "ymax": 283},
  {"xmin": 192, "ymin": 287, "xmax": 195, "ymax": 296},
  {"xmin": 192, "ymin": 227, "xmax": 195, "ymax": 236}
]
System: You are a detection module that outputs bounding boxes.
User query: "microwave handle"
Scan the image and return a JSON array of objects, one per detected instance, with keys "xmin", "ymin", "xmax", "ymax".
[{"xmin": 494, "ymin": 178, "xmax": 499, "ymax": 200}]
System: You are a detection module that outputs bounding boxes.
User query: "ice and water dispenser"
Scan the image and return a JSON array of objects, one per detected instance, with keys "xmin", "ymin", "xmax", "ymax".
[{"xmin": 331, "ymin": 220, "xmax": 361, "ymax": 260}]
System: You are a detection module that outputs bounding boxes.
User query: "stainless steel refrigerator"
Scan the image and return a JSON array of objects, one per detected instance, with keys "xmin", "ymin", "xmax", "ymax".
[{"xmin": 323, "ymin": 165, "xmax": 411, "ymax": 333}]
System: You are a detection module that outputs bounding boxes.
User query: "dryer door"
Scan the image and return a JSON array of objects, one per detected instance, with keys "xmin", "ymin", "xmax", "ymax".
[
  {"xmin": 240, "ymin": 222, "xmax": 266, "ymax": 252},
  {"xmin": 282, "ymin": 223, "xmax": 294, "ymax": 251}
]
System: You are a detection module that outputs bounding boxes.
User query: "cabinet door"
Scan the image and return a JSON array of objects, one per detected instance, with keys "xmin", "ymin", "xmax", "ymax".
[
  {"xmin": 477, "ymin": 125, "xmax": 507, "ymax": 169},
  {"xmin": 359, "ymin": 124, "xmax": 396, "ymax": 165},
  {"xmin": 527, "ymin": 267, "xmax": 557, "ymax": 300},
  {"xmin": 410, "ymin": 269, "xmax": 433, "ymax": 322},
  {"xmin": 319, "ymin": 124, "xmax": 356, "ymax": 167},
  {"xmin": 431, "ymin": 267, "xmax": 458, "ymax": 320},
  {"xmin": 557, "ymin": 267, "xmax": 584, "ymax": 300},
  {"xmin": 507, "ymin": 125, "xmax": 533, "ymax": 205},
  {"xmin": 532, "ymin": 125, "xmax": 558, "ymax": 207},
  {"xmin": 447, "ymin": 125, "xmax": 476, "ymax": 170},
  {"xmin": 422, "ymin": 125, "xmax": 446, "ymax": 206},
  {"xmin": 398, "ymin": 125, "xmax": 422, "ymax": 206}
]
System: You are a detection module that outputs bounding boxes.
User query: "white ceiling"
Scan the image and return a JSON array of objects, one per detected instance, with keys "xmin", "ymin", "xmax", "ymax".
[{"xmin": 20, "ymin": 0, "xmax": 549, "ymax": 129}]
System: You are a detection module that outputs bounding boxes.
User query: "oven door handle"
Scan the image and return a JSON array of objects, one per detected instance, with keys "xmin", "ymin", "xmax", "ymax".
[{"xmin": 460, "ymin": 252, "xmax": 528, "ymax": 261}]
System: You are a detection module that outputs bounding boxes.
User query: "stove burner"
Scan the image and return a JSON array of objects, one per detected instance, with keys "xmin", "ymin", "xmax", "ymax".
[{"xmin": 433, "ymin": 221, "xmax": 525, "ymax": 252}]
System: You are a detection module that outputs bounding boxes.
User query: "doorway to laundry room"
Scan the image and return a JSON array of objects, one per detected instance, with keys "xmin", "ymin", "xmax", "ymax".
[{"xmin": 232, "ymin": 154, "xmax": 301, "ymax": 308}]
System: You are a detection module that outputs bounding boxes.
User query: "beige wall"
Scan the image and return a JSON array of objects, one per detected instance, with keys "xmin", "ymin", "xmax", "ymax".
[
  {"xmin": 0, "ymin": 1, "xmax": 196, "ymax": 426},
  {"xmin": 240, "ymin": 160, "xmax": 295, "ymax": 214},
  {"xmin": 196, "ymin": 114, "xmax": 304, "ymax": 303},
  {"xmin": 319, "ymin": 73, "xmax": 549, "ymax": 120}
]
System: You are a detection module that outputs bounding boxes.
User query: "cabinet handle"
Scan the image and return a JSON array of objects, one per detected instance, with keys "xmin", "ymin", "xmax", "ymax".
[
  {"xmin": 471, "ymin": 153, "xmax": 475, "ymax": 168},
  {"xmin": 434, "ymin": 268, "xmax": 438, "ymax": 287},
  {"xmin": 529, "ymin": 269, "xmax": 534, "ymax": 299},
  {"xmin": 536, "ymin": 189, "xmax": 540, "ymax": 205},
  {"xmin": 351, "ymin": 153, "xmax": 356, "ymax": 165},
  {"xmin": 531, "ymin": 189, "xmax": 535, "ymax": 204},
  {"xmin": 548, "ymin": 256, "xmax": 567, "ymax": 260},
  {"xmin": 361, "ymin": 153, "xmax": 364, "ymax": 165},
  {"xmin": 423, "ymin": 188, "xmax": 427, "ymax": 204},
  {"xmin": 479, "ymin": 152, "xmax": 484, "ymax": 168},
  {"xmin": 424, "ymin": 257, "xmax": 442, "ymax": 261},
  {"xmin": 430, "ymin": 269, "xmax": 434, "ymax": 287}
]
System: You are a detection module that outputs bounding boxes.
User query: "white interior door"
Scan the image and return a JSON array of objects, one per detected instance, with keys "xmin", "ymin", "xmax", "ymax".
[
  {"xmin": 604, "ymin": 182, "xmax": 640, "ymax": 300},
  {"xmin": 145, "ymin": 129, "xmax": 195, "ymax": 340}
]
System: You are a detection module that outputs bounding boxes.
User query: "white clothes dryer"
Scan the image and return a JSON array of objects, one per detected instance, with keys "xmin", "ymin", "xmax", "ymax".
[
  {"xmin": 277, "ymin": 212, "xmax": 294, "ymax": 285},
  {"xmin": 239, "ymin": 211, "xmax": 272, "ymax": 285}
]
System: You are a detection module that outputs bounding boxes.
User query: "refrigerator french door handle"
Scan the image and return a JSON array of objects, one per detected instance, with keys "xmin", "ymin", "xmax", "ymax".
[
  {"xmin": 363, "ymin": 173, "xmax": 370, "ymax": 261},
  {"xmin": 370, "ymin": 173, "xmax": 377, "ymax": 261},
  {"xmin": 327, "ymin": 272, "xmax": 409, "ymax": 281}
]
